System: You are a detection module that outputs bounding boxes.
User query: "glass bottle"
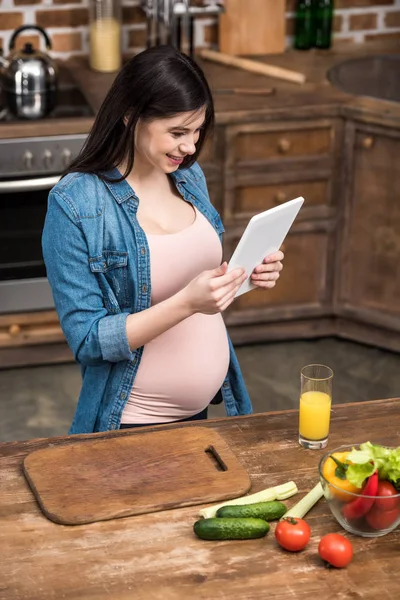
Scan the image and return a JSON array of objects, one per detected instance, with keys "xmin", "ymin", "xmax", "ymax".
[
  {"xmin": 294, "ymin": 0, "xmax": 315, "ymax": 51},
  {"xmin": 314, "ymin": 0, "xmax": 334, "ymax": 50},
  {"xmin": 89, "ymin": 0, "xmax": 122, "ymax": 72}
]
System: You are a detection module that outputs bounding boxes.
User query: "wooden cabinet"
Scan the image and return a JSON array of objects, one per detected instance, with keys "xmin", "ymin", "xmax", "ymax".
[
  {"xmin": 225, "ymin": 223, "xmax": 334, "ymax": 325},
  {"xmin": 0, "ymin": 311, "xmax": 63, "ymax": 348},
  {"xmin": 233, "ymin": 179, "xmax": 330, "ymax": 216},
  {"xmin": 0, "ymin": 311, "xmax": 71, "ymax": 368},
  {"xmin": 215, "ymin": 118, "xmax": 341, "ymax": 341},
  {"xmin": 222, "ymin": 119, "xmax": 340, "ymax": 226},
  {"xmin": 230, "ymin": 122, "xmax": 333, "ymax": 163},
  {"xmin": 200, "ymin": 125, "xmax": 225, "ymax": 214},
  {"xmin": 335, "ymin": 121, "xmax": 400, "ymax": 341}
]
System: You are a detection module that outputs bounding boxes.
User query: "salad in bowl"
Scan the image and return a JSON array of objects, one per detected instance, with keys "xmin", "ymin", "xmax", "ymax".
[{"xmin": 319, "ymin": 442, "xmax": 400, "ymax": 537}]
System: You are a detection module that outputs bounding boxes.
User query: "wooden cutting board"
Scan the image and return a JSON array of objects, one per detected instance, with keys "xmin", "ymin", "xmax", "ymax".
[
  {"xmin": 219, "ymin": 0, "xmax": 286, "ymax": 56},
  {"xmin": 23, "ymin": 426, "xmax": 251, "ymax": 525}
]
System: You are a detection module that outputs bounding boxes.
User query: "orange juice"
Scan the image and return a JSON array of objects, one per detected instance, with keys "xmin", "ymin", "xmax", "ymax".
[{"xmin": 299, "ymin": 390, "xmax": 331, "ymax": 440}]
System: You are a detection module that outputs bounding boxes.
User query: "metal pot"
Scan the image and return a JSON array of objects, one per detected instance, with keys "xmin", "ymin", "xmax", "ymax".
[{"xmin": 0, "ymin": 25, "xmax": 58, "ymax": 119}]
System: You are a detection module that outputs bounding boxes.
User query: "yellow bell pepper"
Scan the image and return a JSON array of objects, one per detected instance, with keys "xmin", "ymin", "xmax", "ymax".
[{"xmin": 322, "ymin": 451, "xmax": 362, "ymax": 502}]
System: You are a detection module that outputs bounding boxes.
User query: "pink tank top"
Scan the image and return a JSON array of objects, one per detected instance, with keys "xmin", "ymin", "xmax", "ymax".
[{"xmin": 121, "ymin": 206, "xmax": 230, "ymax": 424}]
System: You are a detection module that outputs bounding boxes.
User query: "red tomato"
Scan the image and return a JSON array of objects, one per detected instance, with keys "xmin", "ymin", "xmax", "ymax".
[
  {"xmin": 374, "ymin": 481, "xmax": 399, "ymax": 512},
  {"xmin": 365, "ymin": 505, "xmax": 400, "ymax": 530},
  {"xmin": 275, "ymin": 518, "xmax": 311, "ymax": 552},
  {"xmin": 318, "ymin": 533, "xmax": 353, "ymax": 568}
]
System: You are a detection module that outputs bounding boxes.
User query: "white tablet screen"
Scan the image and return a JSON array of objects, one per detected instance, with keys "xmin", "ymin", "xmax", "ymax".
[{"xmin": 227, "ymin": 196, "xmax": 304, "ymax": 297}]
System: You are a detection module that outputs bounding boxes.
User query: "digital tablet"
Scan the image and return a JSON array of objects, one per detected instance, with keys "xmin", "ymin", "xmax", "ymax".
[{"xmin": 227, "ymin": 196, "xmax": 304, "ymax": 298}]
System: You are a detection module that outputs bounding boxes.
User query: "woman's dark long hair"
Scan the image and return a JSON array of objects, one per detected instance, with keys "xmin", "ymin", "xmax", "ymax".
[{"xmin": 65, "ymin": 45, "xmax": 214, "ymax": 181}]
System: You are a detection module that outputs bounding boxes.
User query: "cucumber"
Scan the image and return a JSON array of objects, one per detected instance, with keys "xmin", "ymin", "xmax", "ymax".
[
  {"xmin": 193, "ymin": 517, "xmax": 269, "ymax": 540},
  {"xmin": 216, "ymin": 500, "xmax": 286, "ymax": 521}
]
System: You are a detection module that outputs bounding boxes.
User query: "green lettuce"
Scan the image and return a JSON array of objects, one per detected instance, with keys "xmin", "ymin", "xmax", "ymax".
[
  {"xmin": 346, "ymin": 442, "xmax": 400, "ymax": 489},
  {"xmin": 346, "ymin": 461, "xmax": 375, "ymax": 488}
]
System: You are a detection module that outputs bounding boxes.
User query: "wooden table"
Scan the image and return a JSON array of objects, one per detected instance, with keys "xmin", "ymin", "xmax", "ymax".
[{"xmin": 1, "ymin": 399, "xmax": 399, "ymax": 599}]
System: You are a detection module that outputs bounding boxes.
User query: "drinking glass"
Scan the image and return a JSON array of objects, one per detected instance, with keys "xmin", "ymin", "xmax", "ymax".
[{"xmin": 299, "ymin": 364, "xmax": 333, "ymax": 450}]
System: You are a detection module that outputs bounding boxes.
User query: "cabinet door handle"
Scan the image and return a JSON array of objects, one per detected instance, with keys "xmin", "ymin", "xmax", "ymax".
[
  {"xmin": 373, "ymin": 226, "xmax": 399, "ymax": 257},
  {"xmin": 362, "ymin": 136, "xmax": 374, "ymax": 150},
  {"xmin": 278, "ymin": 138, "xmax": 292, "ymax": 154},
  {"xmin": 8, "ymin": 324, "xmax": 21, "ymax": 337},
  {"xmin": 274, "ymin": 191, "xmax": 287, "ymax": 204}
]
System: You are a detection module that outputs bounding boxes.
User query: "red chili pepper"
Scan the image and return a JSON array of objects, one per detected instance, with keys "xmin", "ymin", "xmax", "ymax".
[{"xmin": 342, "ymin": 471, "xmax": 378, "ymax": 520}]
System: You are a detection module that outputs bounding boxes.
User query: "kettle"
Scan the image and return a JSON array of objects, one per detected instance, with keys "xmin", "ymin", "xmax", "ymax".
[{"xmin": 0, "ymin": 25, "xmax": 58, "ymax": 119}]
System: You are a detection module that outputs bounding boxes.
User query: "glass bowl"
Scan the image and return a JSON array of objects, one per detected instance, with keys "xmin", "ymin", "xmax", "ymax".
[{"xmin": 319, "ymin": 444, "xmax": 400, "ymax": 537}]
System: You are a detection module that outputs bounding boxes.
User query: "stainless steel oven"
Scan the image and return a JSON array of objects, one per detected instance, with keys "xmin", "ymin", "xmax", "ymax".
[{"xmin": 0, "ymin": 134, "xmax": 88, "ymax": 314}]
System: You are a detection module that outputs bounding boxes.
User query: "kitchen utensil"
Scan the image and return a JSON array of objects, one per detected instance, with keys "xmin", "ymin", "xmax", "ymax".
[
  {"xmin": 214, "ymin": 87, "xmax": 275, "ymax": 96},
  {"xmin": 199, "ymin": 49, "xmax": 306, "ymax": 85},
  {"xmin": 219, "ymin": 0, "xmax": 286, "ymax": 56},
  {"xmin": 0, "ymin": 25, "xmax": 58, "ymax": 119},
  {"xmin": 141, "ymin": 1, "xmax": 224, "ymax": 58},
  {"xmin": 23, "ymin": 426, "xmax": 251, "ymax": 525}
]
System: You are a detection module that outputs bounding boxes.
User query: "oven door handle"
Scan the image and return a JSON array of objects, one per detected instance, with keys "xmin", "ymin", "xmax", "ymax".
[{"xmin": 0, "ymin": 175, "xmax": 61, "ymax": 193}]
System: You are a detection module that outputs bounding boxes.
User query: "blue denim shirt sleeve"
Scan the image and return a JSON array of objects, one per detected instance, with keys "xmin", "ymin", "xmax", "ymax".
[{"xmin": 42, "ymin": 190, "xmax": 134, "ymax": 365}]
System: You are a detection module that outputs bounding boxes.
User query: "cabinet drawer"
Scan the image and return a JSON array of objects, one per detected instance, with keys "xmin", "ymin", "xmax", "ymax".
[
  {"xmin": 227, "ymin": 121, "xmax": 335, "ymax": 165},
  {"xmin": 0, "ymin": 311, "xmax": 63, "ymax": 349},
  {"xmin": 234, "ymin": 179, "xmax": 329, "ymax": 217},
  {"xmin": 225, "ymin": 227, "xmax": 332, "ymax": 322}
]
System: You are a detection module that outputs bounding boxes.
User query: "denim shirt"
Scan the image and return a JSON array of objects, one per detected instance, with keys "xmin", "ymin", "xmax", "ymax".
[{"xmin": 42, "ymin": 162, "xmax": 252, "ymax": 434}]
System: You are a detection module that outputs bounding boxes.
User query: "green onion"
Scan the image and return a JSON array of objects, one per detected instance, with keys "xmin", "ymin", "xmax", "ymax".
[
  {"xmin": 281, "ymin": 482, "xmax": 323, "ymax": 520},
  {"xmin": 199, "ymin": 481, "xmax": 298, "ymax": 519}
]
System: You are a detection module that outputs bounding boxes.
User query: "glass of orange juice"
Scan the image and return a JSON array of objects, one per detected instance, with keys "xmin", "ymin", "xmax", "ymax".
[{"xmin": 299, "ymin": 364, "xmax": 333, "ymax": 450}]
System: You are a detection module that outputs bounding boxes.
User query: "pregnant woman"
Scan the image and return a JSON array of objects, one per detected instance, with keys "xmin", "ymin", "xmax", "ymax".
[{"xmin": 42, "ymin": 45, "xmax": 284, "ymax": 434}]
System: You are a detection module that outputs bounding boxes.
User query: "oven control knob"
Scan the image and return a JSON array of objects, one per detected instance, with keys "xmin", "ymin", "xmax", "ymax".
[
  {"xmin": 43, "ymin": 149, "xmax": 53, "ymax": 168},
  {"xmin": 62, "ymin": 148, "xmax": 72, "ymax": 168},
  {"xmin": 23, "ymin": 150, "xmax": 33, "ymax": 170}
]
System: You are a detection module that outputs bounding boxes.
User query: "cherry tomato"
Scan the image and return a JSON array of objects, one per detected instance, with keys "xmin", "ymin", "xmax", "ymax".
[
  {"xmin": 365, "ymin": 505, "xmax": 400, "ymax": 530},
  {"xmin": 275, "ymin": 518, "xmax": 311, "ymax": 552},
  {"xmin": 374, "ymin": 481, "xmax": 399, "ymax": 512},
  {"xmin": 318, "ymin": 533, "xmax": 353, "ymax": 568}
]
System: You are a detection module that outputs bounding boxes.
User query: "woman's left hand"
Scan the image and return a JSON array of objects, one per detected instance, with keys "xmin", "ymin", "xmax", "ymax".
[{"xmin": 251, "ymin": 250, "xmax": 284, "ymax": 289}]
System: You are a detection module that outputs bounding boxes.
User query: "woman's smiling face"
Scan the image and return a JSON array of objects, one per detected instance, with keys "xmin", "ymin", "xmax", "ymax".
[{"xmin": 134, "ymin": 108, "xmax": 206, "ymax": 173}]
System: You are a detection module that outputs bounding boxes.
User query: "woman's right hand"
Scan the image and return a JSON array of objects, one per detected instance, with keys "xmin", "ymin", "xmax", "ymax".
[{"xmin": 180, "ymin": 262, "xmax": 247, "ymax": 315}]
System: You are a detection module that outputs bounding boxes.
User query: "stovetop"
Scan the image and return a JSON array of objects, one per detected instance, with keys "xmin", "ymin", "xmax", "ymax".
[
  {"xmin": 0, "ymin": 62, "xmax": 95, "ymax": 123},
  {"xmin": 0, "ymin": 83, "xmax": 94, "ymax": 122}
]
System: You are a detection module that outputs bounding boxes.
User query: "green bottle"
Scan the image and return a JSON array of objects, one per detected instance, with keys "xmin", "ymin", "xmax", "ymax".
[
  {"xmin": 314, "ymin": 0, "xmax": 334, "ymax": 49},
  {"xmin": 294, "ymin": 0, "xmax": 315, "ymax": 51}
]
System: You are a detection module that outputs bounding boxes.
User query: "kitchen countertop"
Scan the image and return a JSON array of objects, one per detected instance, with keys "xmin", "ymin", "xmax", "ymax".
[
  {"xmin": 1, "ymin": 40, "xmax": 400, "ymax": 141},
  {"xmin": 1, "ymin": 398, "xmax": 399, "ymax": 600}
]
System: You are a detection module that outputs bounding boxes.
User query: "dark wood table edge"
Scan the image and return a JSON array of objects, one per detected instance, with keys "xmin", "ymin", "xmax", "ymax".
[{"xmin": 0, "ymin": 397, "xmax": 398, "ymax": 454}]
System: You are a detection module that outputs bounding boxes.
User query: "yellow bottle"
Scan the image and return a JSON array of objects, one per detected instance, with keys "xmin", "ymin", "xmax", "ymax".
[{"xmin": 89, "ymin": 0, "xmax": 122, "ymax": 73}]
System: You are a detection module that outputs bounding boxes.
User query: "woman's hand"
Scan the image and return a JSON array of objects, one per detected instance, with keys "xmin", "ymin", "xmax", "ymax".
[
  {"xmin": 251, "ymin": 250, "xmax": 284, "ymax": 289},
  {"xmin": 180, "ymin": 262, "xmax": 247, "ymax": 315}
]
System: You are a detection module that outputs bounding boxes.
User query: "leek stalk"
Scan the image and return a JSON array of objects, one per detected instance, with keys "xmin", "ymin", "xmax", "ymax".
[{"xmin": 281, "ymin": 482, "xmax": 324, "ymax": 520}]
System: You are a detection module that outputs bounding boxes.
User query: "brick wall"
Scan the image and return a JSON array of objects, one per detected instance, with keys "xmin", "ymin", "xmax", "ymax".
[{"xmin": 0, "ymin": 0, "xmax": 399, "ymax": 61}]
